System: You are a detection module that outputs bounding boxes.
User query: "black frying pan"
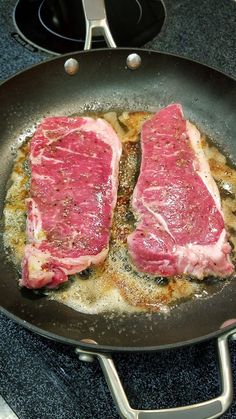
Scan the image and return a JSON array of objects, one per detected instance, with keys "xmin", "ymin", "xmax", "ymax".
[
  {"xmin": 0, "ymin": 47, "xmax": 235, "ymax": 349},
  {"xmin": 0, "ymin": 2, "xmax": 236, "ymax": 418}
]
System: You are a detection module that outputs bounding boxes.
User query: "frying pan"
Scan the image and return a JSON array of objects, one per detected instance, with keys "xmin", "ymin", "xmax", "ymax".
[{"xmin": 0, "ymin": 0, "xmax": 236, "ymax": 417}]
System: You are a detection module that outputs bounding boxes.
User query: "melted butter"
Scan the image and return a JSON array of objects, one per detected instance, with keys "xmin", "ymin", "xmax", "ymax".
[{"xmin": 2, "ymin": 113, "xmax": 236, "ymax": 314}]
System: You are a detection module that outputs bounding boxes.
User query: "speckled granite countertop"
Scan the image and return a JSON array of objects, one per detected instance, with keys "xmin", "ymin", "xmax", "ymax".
[{"xmin": 0, "ymin": 0, "xmax": 236, "ymax": 418}]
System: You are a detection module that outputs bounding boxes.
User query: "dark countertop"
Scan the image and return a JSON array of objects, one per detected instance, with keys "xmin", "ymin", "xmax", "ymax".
[{"xmin": 0, "ymin": 0, "xmax": 236, "ymax": 418}]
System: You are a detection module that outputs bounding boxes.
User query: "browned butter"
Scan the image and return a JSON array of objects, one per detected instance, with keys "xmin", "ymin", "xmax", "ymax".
[{"xmin": 3, "ymin": 112, "xmax": 236, "ymax": 314}]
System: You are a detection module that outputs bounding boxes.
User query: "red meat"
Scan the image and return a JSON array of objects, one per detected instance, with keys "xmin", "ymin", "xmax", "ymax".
[
  {"xmin": 20, "ymin": 116, "xmax": 122, "ymax": 289},
  {"xmin": 127, "ymin": 104, "xmax": 234, "ymax": 278}
]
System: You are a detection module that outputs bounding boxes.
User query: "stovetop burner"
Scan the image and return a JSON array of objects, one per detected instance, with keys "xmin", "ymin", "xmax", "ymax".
[{"xmin": 13, "ymin": 0, "xmax": 165, "ymax": 54}]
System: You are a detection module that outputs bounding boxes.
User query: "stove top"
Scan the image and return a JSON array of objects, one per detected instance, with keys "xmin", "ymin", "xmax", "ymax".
[
  {"xmin": 1, "ymin": 0, "xmax": 236, "ymax": 417},
  {"xmin": 1, "ymin": 313, "xmax": 235, "ymax": 419},
  {"xmin": 13, "ymin": 0, "xmax": 165, "ymax": 54}
]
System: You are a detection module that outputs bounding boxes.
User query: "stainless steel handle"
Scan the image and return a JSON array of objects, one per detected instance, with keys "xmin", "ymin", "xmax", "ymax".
[
  {"xmin": 82, "ymin": 0, "xmax": 116, "ymax": 50},
  {"xmin": 0, "ymin": 395, "xmax": 19, "ymax": 419},
  {"xmin": 76, "ymin": 330, "xmax": 235, "ymax": 419}
]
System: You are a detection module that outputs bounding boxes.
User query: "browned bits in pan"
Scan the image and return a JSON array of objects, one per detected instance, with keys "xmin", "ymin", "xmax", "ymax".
[{"xmin": 3, "ymin": 113, "xmax": 236, "ymax": 314}]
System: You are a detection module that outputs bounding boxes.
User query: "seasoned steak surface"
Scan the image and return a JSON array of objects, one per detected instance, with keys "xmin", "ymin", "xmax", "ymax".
[
  {"xmin": 128, "ymin": 104, "xmax": 233, "ymax": 278},
  {"xmin": 20, "ymin": 117, "xmax": 122, "ymax": 289}
]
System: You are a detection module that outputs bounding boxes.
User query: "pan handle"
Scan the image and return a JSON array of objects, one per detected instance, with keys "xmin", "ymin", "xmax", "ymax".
[
  {"xmin": 76, "ymin": 329, "xmax": 236, "ymax": 419},
  {"xmin": 81, "ymin": 0, "xmax": 117, "ymax": 50}
]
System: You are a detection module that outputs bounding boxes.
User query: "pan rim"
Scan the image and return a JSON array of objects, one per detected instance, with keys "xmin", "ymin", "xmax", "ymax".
[
  {"xmin": 0, "ymin": 47, "xmax": 235, "ymax": 86},
  {"xmin": 0, "ymin": 46, "xmax": 235, "ymax": 352},
  {"xmin": 1, "ymin": 306, "xmax": 236, "ymax": 352}
]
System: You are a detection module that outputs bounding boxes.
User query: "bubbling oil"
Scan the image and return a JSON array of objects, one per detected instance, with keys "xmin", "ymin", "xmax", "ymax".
[{"xmin": 2, "ymin": 112, "xmax": 236, "ymax": 314}]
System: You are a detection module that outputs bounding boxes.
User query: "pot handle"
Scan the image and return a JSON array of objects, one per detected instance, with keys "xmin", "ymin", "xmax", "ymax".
[
  {"xmin": 81, "ymin": 0, "xmax": 116, "ymax": 50},
  {"xmin": 76, "ymin": 330, "xmax": 235, "ymax": 419}
]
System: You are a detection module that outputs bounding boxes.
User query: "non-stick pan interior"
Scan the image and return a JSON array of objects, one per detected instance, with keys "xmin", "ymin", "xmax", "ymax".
[{"xmin": 0, "ymin": 49, "xmax": 235, "ymax": 351}]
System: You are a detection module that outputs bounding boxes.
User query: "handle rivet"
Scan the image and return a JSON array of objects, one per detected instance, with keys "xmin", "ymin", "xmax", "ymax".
[
  {"xmin": 64, "ymin": 58, "xmax": 79, "ymax": 75},
  {"xmin": 78, "ymin": 353, "xmax": 95, "ymax": 363},
  {"xmin": 126, "ymin": 53, "xmax": 142, "ymax": 70}
]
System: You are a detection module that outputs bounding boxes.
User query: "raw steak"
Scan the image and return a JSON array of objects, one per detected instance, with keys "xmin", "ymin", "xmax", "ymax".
[
  {"xmin": 20, "ymin": 116, "xmax": 122, "ymax": 289},
  {"xmin": 127, "ymin": 104, "xmax": 234, "ymax": 278}
]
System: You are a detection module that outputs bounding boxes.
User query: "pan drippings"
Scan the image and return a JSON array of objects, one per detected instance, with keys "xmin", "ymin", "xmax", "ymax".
[{"xmin": 3, "ymin": 112, "xmax": 236, "ymax": 314}]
